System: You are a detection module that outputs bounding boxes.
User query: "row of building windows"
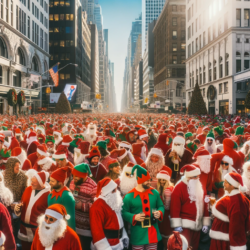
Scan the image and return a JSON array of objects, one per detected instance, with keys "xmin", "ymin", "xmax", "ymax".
[
  {"xmin": 49, "ymin": 14, "xmax": 74, "ymax": 21},
  {"xmin": 49, "ymin": 40, "xmax": 73, "ymax": 47},
  {"xmin": 49, "ymin": 0, "xmax": 70, "ymax": 7},
  {"xmin": 49, "ymin": 26, "xmax": 72, "ymax": 33},
  {"xmin": 50, "ymin": 53, "xmax": 70, "ymax": 60}
]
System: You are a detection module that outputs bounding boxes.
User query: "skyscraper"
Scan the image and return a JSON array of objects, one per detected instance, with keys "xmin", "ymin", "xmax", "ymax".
[
  {"xmin": 131, "ymin": 14, "xmax": 142, "ymax": 66},
  {"xmin": 142, "ymin": 0, "xmax": 166, "ymax": 53},
  {"xmin": 104, "ymin": 29, "xmax": 109, "ymax": 58},
  {"xmin": 94, "ymin": 4, "xmax": 103, "ymax": 31}
]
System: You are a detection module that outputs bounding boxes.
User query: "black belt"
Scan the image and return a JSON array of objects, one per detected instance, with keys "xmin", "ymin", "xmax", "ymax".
[
  {"xmin": 136, "ymin": 217, "xmax": 157, "ymax": 226},
  {"xmin": 21, "ymin": 220, "xmax": 37, "ymax": 229},
  {"xmin": 104, "ymin": 228, "xmax": 123, "ymax": 239}
]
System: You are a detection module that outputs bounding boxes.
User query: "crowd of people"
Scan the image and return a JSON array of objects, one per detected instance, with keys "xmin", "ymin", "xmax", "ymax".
[{"xmin": 0, "ymin": 113, "xmax": 250, "ymax": 250}]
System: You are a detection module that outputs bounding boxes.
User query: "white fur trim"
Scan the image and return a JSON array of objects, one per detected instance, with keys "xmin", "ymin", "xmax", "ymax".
[
  {"xmin": 203, "ymin": 217, "xmax": 211, "ymax": 227},
  {"xmin": 37, "ymin": 148, "xmax": 49, "ymax": 157},
  {"xmin": 170, "ymin": 218, "xmax": 182, "ymax": 228},
  {"xmin": 173, "ymin": 136, "xmax": 185, "ymax": 145},
  {"xmin": 52, "ymin": 153, "xmax": 66, "ymax": 159},
  {"xmin": 230, "ymin": 246, "xmax": 247, "ymax": 250},
  {"xmin": 185, "ymin": 168, "xmax": 201, "ymax": 178},
  {"xmin": 180, "ymin": 235, "xmax": 188, "ymax": 250},
  {"xmin": 74, "ymin": 148, "xmax": 81, "ymax": 153},
  {"xmin": 53, "ymin": 131, "xmax": 61, "ymax": 136},
  {"xmin": 94, "ymin": 237, "xmax": 112, "ymax": 250},
  {"xmin": 228, "ymin": 189, "xmax": 240, "ymax": 196},
  {"xmin": 76, "ymin": 227, "xmax": 92, "ymax": 237},
  {"xmin": 45, "ymin": 209, "xmax": 63, "ymax": 220},
  {"xmin": 182, "ymin": 219, "xmax": 202, "ymax": 231},
  {"xmin": 225, "ymin": 174, "xmax": 240, "ymax": 188},
  {"xmin": 206, "ymin": 137, "xmax": 215, "ymax": 141},
  {"xmin": 156, "ymin": 172, "xmax": 170, "ymax": 181},
  {"xmin": 209, "ymin": 229, "xmax": 229, "ymax": 241},
  {"xmin": 38, "ymin": 157, "xmax": 55, "ymax": 165},
  {"xmin": 62, "ymin": 142, "xmax": 70, "ymax": 146},
  {"xmin": 34, "ymin": 173, "xmax": 44, "ymax": 187},
  {"xmin": 222, "ymin": 155, "xmax": 234, "ymax": 166},
  {"xmin": 117, "ymin": 151, "xmax": 127, "ymax": 161},
  {"xmin": 119, "ymin": 142, "xmax": 132, "ymax": 150},
  {"xmin": 0, "ymin": 232, "xmax": 5, "ymax": 245},
  {"xmin": 3, "ymin": 141, "xmax": 10, "ymax": 148},
  {"xmin": 212, "ymin": 205, "xmax": 229, "ymax": 222},
  {"xmin": 139, "ymin": 134, "xmax": 148, "ymax": 139},
  {"xmin": 150, "ymin": 148, "xmax": 163, "ymax": 157},
  {"xmin": 101, "ymin": 180, "xmax": 117, "ymax": 197},
  {"xmin": 197, "ymin": 155, "xmax": 211, "ymax": 160}
]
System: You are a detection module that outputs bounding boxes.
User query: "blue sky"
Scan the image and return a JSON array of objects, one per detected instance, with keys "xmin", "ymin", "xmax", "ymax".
[{"xmin": 98, "ymin": 0, "xmax": 142, "ymax": 112}]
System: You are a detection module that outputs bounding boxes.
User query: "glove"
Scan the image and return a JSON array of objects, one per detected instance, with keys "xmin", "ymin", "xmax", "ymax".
[
  {"xmin": 174, "ymin": 227, "xmax": 183, "ymax": 233},
  {"xmin": 202, "ymin": 226, "xmax": 209, "ymax": 234}
]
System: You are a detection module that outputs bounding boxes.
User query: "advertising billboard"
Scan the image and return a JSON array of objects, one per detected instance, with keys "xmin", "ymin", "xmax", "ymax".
[
  {"xmin": 64, "ymin": 84, "xmax": 77, "ymax": 102},
  {"xmin": 50, "ymin": 93, "xmax": 61, "ymax": 103}
]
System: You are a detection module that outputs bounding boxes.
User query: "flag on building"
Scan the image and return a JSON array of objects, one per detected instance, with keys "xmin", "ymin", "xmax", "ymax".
[{"xmin": 49, "ymin": 64, "xmax": 59, "ymax": 87}]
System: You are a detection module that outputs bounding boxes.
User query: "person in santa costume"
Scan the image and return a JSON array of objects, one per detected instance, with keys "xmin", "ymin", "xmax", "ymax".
[
  {"xmin": 167, "ymin": 231, "xmax": 191, "ymax": 250},
  {"xmin": 70, "ymin": 163, "xmax": 97, "ymax": 249},
  {"xmin": 122, "ymin": 165, "xmax": 164, "ymax": 250},
  {"xmin": 86, "ymin": 146, "xmax": 107, "ymax": 183},
  {"xmin": 83, "ymin": 123, "xmax": 97, "ymax": 146},
  {"xmin": 36, "ymin": 126, "xmax": 46, "ymax": 144},
  {"xmin": 45, "ymin": 135, "xmax": 56, "ymax": 157},
  {"xmin": 48, "ymin": 167, "xmax": 75, "ymax": 230},
  {"xmin": 126, "ymin": 130, "xmax": 137, "ymax": 144},
  {"xmin": 154, "ymin": 133, "xmax": 170, "ymax": 156},
  {"xmin": 26, "ymin": 131, "xmax": 40, "ymax": 156},
  {"xmin": 118, "ymin": 141, "xmax": 137, "ymax": 165},
  {"xmin": 33, "ymin": 156, "xmax": 57, "ymax": 175},
  {"xmin": 136, "ymin": 130, "xmax": 149, "ymax": 158},
  {"xmin": 145, "ymin": 147, "xmax": 165, "ymax": 188},
  {"xmin": 196, "ymin": 126, "xmax": 210, "ymax": 145},
  {"xmin": 89, "ymin": 177, "xmax": 129, "ymax": 250},
  {"xmin": 11, "ymin": 146, "xmax": 32, "ymax": 171},
  {"xmin": 27, "ymin": 144, "xmax": 49, "ymax": 168},
  {"xmin": 202, "ymin": 131, "xmax": 220, "ymax": 154},
  {"xmin": 131, "ymin": 143, "xmax": 146, "ymax": 166},
  {"xmin": 165, "ymin": 136, "xmax": 195, "ymax": 184},
  {"xmin": 96, "ymin": 140, "xmax": 114, "ymax": 170},
  {"xmin": 52, "ymin": 145, "xmax": 74, "ymax": 186},
  {"xmin": 105, "ymin": 159, "xmax": 121, "ymax": 181},
  {"xmin": 156, "ymin": 166, "xmax": 174, "ymax": 249},
  {"xmin": 0, "ymin": 202, "xmax": 16, "ymax": 250},
  {"xmin": 170, "ymin": 165, "xmax": 210, "ymax": 250},
  {"xmin": 240, "ymin": 161, "xmax": 250, "ymax": 200},
  {"xmin": 14, "ymin": 171, "xmax": 50, "ymax": 250},
  {"xmin": 192, "ymin": 149, "xmax": 213, "ymax": 192},
  {"xmin": 213, "ymin": 126, "xmax": 230, "ymax": 144},
  {"xmin": 209, "ymin": 172, "xmax": 249, "ymax": 250},
  {"xmin": 25, "ymin": 169, "xmax": 38, "ymax": 187},
  {"xmin": 74, "ymin": 141, "xmax": 90, "ymax": 165},
  {"xmin": 53, "ymin": 131, "xmax": 63, "ymax": 150},
  {"xmin": 31, "ymin": 204, "xmax": 82, "ymax": 250},
  {"xmin": 110, "ymin": 148, "xmax": 130, "ymax": 170},
  {"xmin": 240, "ymin": 140, "xmax": 250, "ymax": 162},
  {"xmin": 0, "ymin": 171, "xmax": 13, "ymax": 209}
]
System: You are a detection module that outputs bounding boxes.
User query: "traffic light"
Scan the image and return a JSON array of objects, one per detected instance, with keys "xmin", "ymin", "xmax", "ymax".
[
  {"xmin": 46, "ymin": 87, "xmax": 51, "ymax": 94},
  {"xmin": 95, "ymin": 93, "xmax": 101, "ymax": 99},
  {"xmin": 145, "ymin": 98, "xmax": 148, "ymax": 103},
  {"xmin": 154, "ymin": 93, "xmax": 157, "ymax": 98}
]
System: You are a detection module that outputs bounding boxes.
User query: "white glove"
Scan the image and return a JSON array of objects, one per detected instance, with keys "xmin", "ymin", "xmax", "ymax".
[
  {"xmin": 202, "ymin": 226, "xmax": 209, "ymax": 234},
  {"xmin": 174, "ymin": 227, "xmax": 183, "ymax": 233}
]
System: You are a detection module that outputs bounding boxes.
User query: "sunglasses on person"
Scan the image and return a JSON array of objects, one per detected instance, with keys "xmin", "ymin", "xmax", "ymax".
[
  {"xmin": 221, "ymin": 161, "xmax": 229, "ymax": 166},
  {"xmin": 125, "ymin": 172, "xmax": 134, "ymax": 178},
  {"xmin": 45, "ymin": 216, "xmax": 54, "ymax": 222}
]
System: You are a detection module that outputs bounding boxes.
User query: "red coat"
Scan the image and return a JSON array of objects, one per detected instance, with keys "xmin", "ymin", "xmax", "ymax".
[
  {"xmin": 209, "ymin": 190, "xmax": 250, "ymax": 249},
  {"xmin": 31, "ymin": 226, "xmax": 82, "ymax": 250},
  {"xmin": 27, "ymin": 141, "xmax": 40, "ymax": 156},
  {"xmin": 89, "ymin": 198, "xmax": 129, "ymax": 250},
  {"xmin": 28, "ymin": 152, "xmax": 38, "ymax": 167},
  {"xmin": 18, "ymin": 183, "xmax": 51, "ymax": 242},
  {"xmin": 170, "ymin": 177, "xmax": 210, "ymax": 231},
  {"xmin": 89, "ymin": 163, "xmax": 108, "ymax": 183}
]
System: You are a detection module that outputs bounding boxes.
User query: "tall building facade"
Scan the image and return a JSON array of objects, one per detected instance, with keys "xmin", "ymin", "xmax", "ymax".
[
  {"xmin": 94, "ymin": 4, "xmax": 103, "ymax": 31},
  {"xmin": 0, "ymin": 0, "xmax": 49, "ymax": 114},
  {"xmin": 153, "ymin": 0, "xmax": 186, "ymax": 111},
  {"xmin": 186, "ymin": 0, "xmax": 250, "ymax": 115},
  {"xmin": 142, "ymin": 0, "xmax": 166, "ymax": 53},
  {"xmin": 49, "ymin": 0, "xmax": 91, "ymax": 104}
]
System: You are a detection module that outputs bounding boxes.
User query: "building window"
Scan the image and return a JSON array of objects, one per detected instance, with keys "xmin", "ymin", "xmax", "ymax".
[
  {"xmin": 45, "ymin": 32, "xmax": 48, "ymax": 52},
  {"xmin": 0, "ymin": 0, "xmax": 3, "ymax": 19},
  {"xmin": 60, "ymin": 14, "xmax": 64, "ymax": 20},
  {"xmin": 245, "ymin": 9, "xmax": 250, "ymax": 27},
  {"xmin": 203, "ymin": 67, "xmax": 206, "ymax": 83},
  {"xmin": 224, "ymin": 12, "xmax": 228, "ymax": 30},
  {"xmin": 236, "ymin": 9, "xmax": 241, "ymax": 27},
  {"xmin": 65, "ymin": 14, "xmax": 74, "ymax": 21},
  {"xmin": 172, "ymin": 5, "xmax": 177, "ymax": 12},
  {"xmin": 172, "ymin": 55, "xmax": 177, "ymax": 64},
  {"xmin": 60, "ymin": 40, "xmax": 65, "ymax": 47},
  {"xmin": 172, "ymin": 17, "xmax": 177, "ymax": 26},
  {"xmin": 65, "ymin": 0, "xmax": 70, "ymax": 6},
  {"xmin": 245, "ymin": 60, "xmax": 250, "ymax": 69},
  {"xmin": 32, "ymin": 57, "xmax": 39, "ymax": 72},
  {"xmin": 40, "ymin": 28, "xmax": 43, "ymax": 49},
  {"xmin": 225, "ymin": 61, "xmax": 229, "ymax": 76},
  {"xmin": 10, "ymin": 0, "xmax": 13, "ymax": 25},
  {"xmin": 6, "ymin": 0, "xmax": 8, "ymax": 23},
  {"xmin": 209, "ymin": 69, "xmax": 212, "ymax": 82},
  {"xmin": 0, "ymin": 37, "xmax": 8, "ymax": 58},
  {"xmin": 219, "ymin": 64, "xmax": 223, "ymax": 78},
  {"xmin": 60, "ymin": 73, "xmax": 65, "ymax": 79},
  {"xmin": 172, "ymin": 43, "xmax": 177, "ymax": 52},
  {"xmin": 203, "ymin": 31, "xmax": 206, "ymax": 46},
  {"xmin": 236, "ymin": 60, "xmax": 241, "ymax": 73},
  {"xmin": 16, "ymin": 48, "xmax": 25, "ymax": 66},
  {"xmin": 219, "ymin": 83, "xmax": 222, "ymax": 94},
  {"xmin": 181, "ymin": 43, "xmax": 185, "ymax": 51},
  {"xmin": 28, "ymin": 16, "xmax": 30, "ymax": 38},
  {"xmin": 224, "ymin": 82, "xmax": 228, "ymax": 93},
  {"xmin": 172, "ymin": 31, "xmax": 177, "ymax": 39},
  {"xmin": 181, "ymin": 30, "xmax": 185, "ymax": 40},
  {"xmin": 54, "ymin": 14, "xmax": 59, "ymax": 21},
  {"xmin": 60, "ymin": 0, "xmax": 64, "ymax": 7},
  {"xmin": 208, "ymin": 27, "xmax": 211, "ymax": 43}
]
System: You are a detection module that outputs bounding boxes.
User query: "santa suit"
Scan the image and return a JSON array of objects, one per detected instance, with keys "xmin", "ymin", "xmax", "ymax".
[
  {"xmin": 170, "ymin": 177, "xmax": 210, "ymax": 250},
  {"xmin": 196, "ymin": 133, "xmax": 206, "ymax": 145},
  {"xmin": 17, "ymin": 183, "xmax": 50, "ymax": 245},
  {"xmin": 209, "ymin": 190, "xmax": 250, "ymax": 250},
  {"xmin": 31, "ymin": 225, "xmax": 82, "ymax": 250},
  {"xmin": 27, "ymin": 140, "xmax": 40, "ymax": 156},
  {"xmin": 33, "ymin": 161, "xmax": 57, "ymax": 175},
  {"xmin": 89, "ymin": 198, "xmax": 129, "ymax": 250},
  {"xmin": 89, "ymin": 163, "xmax": 108, "ymax": 183},
  {"xmin": 22, "ymin": 159, "xmax": 32, "ymax": 171}
]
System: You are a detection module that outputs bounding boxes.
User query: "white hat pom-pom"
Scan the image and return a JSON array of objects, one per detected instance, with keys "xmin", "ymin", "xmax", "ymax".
[
  {"xmin": 239, "ymin": 185, "xmax": 247, "ymax": 193},
  {"xmin": 65, "ymin": 214, "xmax": 71, "ymax": 220}
]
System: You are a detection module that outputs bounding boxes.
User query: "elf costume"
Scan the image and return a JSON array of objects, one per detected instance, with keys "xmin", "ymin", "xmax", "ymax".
[{"xmin": 122, "ymin": 165, "xmax": 164, "ymax": 246}]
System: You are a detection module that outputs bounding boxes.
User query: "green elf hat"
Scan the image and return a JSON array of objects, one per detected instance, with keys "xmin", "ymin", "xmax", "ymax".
[
  {"xmin": 45, "ymin": 135, "xmax": 55, "ymax": 144},
  {"xmin": 214, "ymin": 126, "xmax": 224, "ymax": 136},
  {"xmin": 187, "ymin": 142, "xmax": 198, "ymax": 154},
  {"xmin": 206, "ymin": 130, "xmax": 215, "ymax": 140},
  {"xmin": 235, "ymin": 126, "xmax": 244, "ymax": 136},
  {"xmin": 97, "ymin": 140, "xmax": 108, "ymax": 151},
  {"xmin": 131, "ymin": 165, "xmax": 150, "ymax": 184},
  {"xmin": 72, "ymin": 163, "xmax": 92, "ymax": 178},
  {"xmin": 233, "ymin": 141, "xmax": 238, "ymax": 150},
  {"xmin": 185, "ymin": 132, "xmax": 193, "ymax": 139}
]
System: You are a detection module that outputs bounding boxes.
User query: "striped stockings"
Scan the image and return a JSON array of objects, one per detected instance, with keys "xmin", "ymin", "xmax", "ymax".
[{"xmin": 132, "ymin": 243, "xmax": 158, "ymax": 250}]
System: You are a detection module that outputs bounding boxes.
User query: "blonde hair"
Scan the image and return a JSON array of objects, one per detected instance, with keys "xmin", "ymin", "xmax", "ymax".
[{"xmin": 157, "ymin": 179, "xmax": 174, "ymax": 196}]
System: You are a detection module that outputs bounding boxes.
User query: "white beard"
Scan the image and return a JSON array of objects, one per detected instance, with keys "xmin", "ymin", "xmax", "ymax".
[
  {"xmin": 242, "ymin": 173, "xmax": 250, "ymax": 196},
  {"xmin": 47, "ymin": 147, "xmax": 55, "ymax": 156},
  {"xmin": 41, "ymin": 160, "xmax": 54, "ymax": 171},
  {"xmin": 204, "ymin": 140, "xmax": 217, "ymax": 154},
  {"xmin": 105, "ymin": 190, "xmax": 123, "ymax": 213},
  {"xmin": 172, "ymin": 145, "xmax": 185, "ymax": 157},
  {"xmin": 221, "ymin": 169, "xmax": 228, "ymax": 181},
  {"xmin": 74, "ymin": 153, "xmax": 87, "ymax": 166},
  {"xmin": 145, "ymin": 158, "xmax": 164, "ymax": 178},
  {"xmin": 37, "ymin": 215, "xmax": 67, "ymax": 248},
  {"xmin": 55, "ymin": 137, "xmax": 62, "ymax": 146},
  {"xmin": 25, "ymin": 169, "xmax": 37, "ymax": 186},
  {"xmin": 17, "ymin": 150, "xmax": 27, "ymax": 168},
  {"xmin": 196, "ymin": 157, "xmax": 211, "ymax": 174},
  {"xmin": 84, "ymin": 134, "xmax": 97, "ymax": 146},
  {"xmin": 120, "ymin": 172, "xmax": 137, "ymax": 196},
  {"xmin": 0, "ymin": 181, "xmax": 13, "ymax": 206},
  {"xmin": 187, "ymin": 179, "xmax": 204, "ymax": 225}
]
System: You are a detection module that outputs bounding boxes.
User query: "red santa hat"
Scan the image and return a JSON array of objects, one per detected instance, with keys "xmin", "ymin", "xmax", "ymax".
[
  {"xmin": 45, "ymin": 204, "xmax": 70, "ymax": 220},
  {"xmin": 75, "ymin": 141, "xmax": 90, "ymax": 155},
  {"xmin": 156, "ymin": 166, "xmax": 172, "ymax": 181},
  {"xmin": 34, "ymin": 171, "xmax": 49, "ymax": 187},
  {"xmin": 50, "ymin": 167, "xmax": 68, "ymax": 183},
  {"xmin": 62, "ymin": 135, "xmax": 73, "ymax": 146},
  {"xmin": 202, "ymin": 126, "xmax": 210, "ymax": 132},
  {"xmin": 193, "ymin": 149, "xmax": 211, "ymax": 160},
  {"xmin": 119, "ymin": 141, "xmax": 132, "ymax": 150},
  {"xmin": 224, "ymin": 172, "xmax": 247, "ymax": 192},
  {"xmin": 173, "ymin": 136, "xmax": 185, "ymax": 145},
  {"xmin": 15, "ymin": 128, "xmax": 22, "ymax": 136},
  {"xmin": 96, "ymin": 177, "xmax": 117, "ymax": 198},
  {"xmin": 87, "ymin": 146, "xmax": 101, "ymax": 159},
  {"xmin": 0, "ymin": 231, "xmax": 6, "ymax": 246},
  {"xmin": 11, "ymin": 147, "xmax": 22, "ymax": 157},
  {"xmin": 110, "ymin": 149, "xmax": 127, "ymax": 161},
  {"xmin": 123, "ymin": 161, "xmax": 135, "ymax": 173},
  {"xmin": 52, "ymin": 145, "xmax": 67, "ymax": 159},
  {"xmin": 180, "ymin": 165, "xmax": 201, "ymax": 178},
  {"xmin": 9, "ymin": 137, "xmax": 20, "ymax": 150},
  {"xmin": 37, "ymin": 144, "xmax": 49, "ymax": 157},
  {"xmin": 53, "ymin": 130, "xmax": 62, "ymax": 137},
  {"xmin": 28, "ymin": 131, "xmax": 37, "ymax": 138},
  {"xmin": 138, "ymin": 129, "xmax": 148, "ymax": 139},
  {"xmin": 149, "ymin": 148, "xmax": 164, "ymax": 158}
]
